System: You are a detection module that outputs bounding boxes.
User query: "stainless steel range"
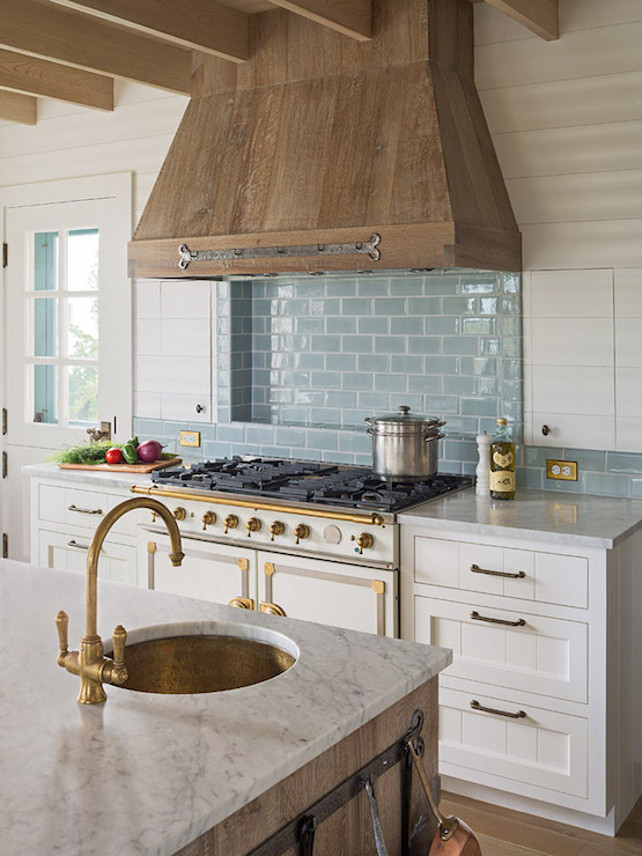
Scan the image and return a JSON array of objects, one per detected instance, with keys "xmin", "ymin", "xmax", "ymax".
[{"xmin": 133, "ymin": 458, "xmax": 472, "ymax": 638}]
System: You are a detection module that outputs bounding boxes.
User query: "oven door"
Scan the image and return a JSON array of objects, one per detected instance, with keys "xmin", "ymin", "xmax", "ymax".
[{"xmin": 257, "ymin": 550, "xmax": 397, "ymax": 638}]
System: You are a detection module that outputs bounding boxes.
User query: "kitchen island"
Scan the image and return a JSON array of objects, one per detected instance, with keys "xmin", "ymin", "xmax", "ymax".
[{"xmin": 0, "ymin": 560, "xmax": 450, "ymax": 856}]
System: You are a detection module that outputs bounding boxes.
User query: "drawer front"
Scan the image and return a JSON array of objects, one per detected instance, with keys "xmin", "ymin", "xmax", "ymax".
[
  {"xmin": 439, "ymin": 686, "xmax": 589, "ymax": 799},
  {"xmin": 415, "ymin": 595, "xmax": 588, "ymax": 703},
  {"xmin": 38, "ymin": 529, "xmax": 138, "ymax": 586},
  {"xmin": 143, "ymin": 533, "xmax": 257, "ymax": 608},
  {"xmin": 413, "ymin": 535, "xmax": 588, "ymax": 609},
  {"xmin": 38, "ymin": 484, "xmax": 137, "ymax": 537}
]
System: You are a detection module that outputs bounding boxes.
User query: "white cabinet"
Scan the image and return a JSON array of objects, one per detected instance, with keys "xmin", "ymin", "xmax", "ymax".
[
  {"xmin": 29, "ymin": 475, "xmax": 138, "ymax": 583},
  {"xmin": 401, "ymin": 524, "xmax": 642, "ymax": 835}
]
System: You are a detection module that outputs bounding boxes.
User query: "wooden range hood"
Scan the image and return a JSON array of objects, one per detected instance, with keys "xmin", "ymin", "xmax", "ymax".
[{"xmin": 128, "ymin": 0, "xmax": 521, "ymax": 278}]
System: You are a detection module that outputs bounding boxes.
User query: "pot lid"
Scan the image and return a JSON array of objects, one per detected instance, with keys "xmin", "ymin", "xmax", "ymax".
[{"xmin": 367, "ymin": 406, "xmax": 445, "ymax": 433}]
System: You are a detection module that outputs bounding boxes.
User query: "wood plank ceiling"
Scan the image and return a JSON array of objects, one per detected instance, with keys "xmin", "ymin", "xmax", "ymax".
[{"xmin": 0, "ymin": 0, "xmax": 558, "ymax": 126}]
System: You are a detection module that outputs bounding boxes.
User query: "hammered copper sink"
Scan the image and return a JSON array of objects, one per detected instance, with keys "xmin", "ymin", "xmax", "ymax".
[{"xmin": 105, "ymin": 622, "xmax": 298, "ymax": 695}]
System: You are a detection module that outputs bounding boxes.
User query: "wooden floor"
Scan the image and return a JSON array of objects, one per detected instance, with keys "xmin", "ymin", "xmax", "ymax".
[{"xmin": 441, "ymin": 793, "xmax": 642, "ymax": 856}]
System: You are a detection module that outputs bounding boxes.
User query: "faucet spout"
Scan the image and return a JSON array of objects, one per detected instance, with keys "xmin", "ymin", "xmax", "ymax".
[{"xmin": 57, "ymin": 497, "xmax": 184, "ymax": 704}]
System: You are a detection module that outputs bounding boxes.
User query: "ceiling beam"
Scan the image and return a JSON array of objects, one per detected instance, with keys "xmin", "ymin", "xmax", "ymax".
[
  {"xmin": 481, "ymin": 0, "xmax": 559, "ymax": 40},
  {"xmin": 51, "ymin": 0, "xmax": 250, "ymax": 63},
  {"xmin": 0, "ymin": 49, "xmax": 113, "ymax": 110},
  {"xmin": 268, "ymin": 0, "xmax": 372, "ymax": 41},
  {"xmin": 0, "ymin": 89, "xmax": 36, "ymax": 124},
  {"xmin": 0, "ymin": 0, "xmax": 192, "ymax": 95}
]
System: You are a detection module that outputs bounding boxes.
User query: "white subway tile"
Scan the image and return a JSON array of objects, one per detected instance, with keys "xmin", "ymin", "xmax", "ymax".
[
  {"xmin": 135, "ymin": 356, "xmax": 162, "ymax": 394},
  {"xmin": 616, "ymin": 417, "xmax": 642, "ymax": 451},
  {"xmin": 616, "ymin": 368, "xmax": 642, "ymax": 417},
  {"xmin": 135, "ymin": 319, "xmax": 160, "ymax": 356},
  {"xmin": 161, "ymin": 280, "xmax": 212, "ymax": 319},
  {"xmin": 532, "ymin": 365, "xmax": 614, "ymax": 415},
  {"xmin": 160, "ymin": 356, "xmax": 210, "ymax": 396},
  {"xmin": 531, "ymin": 318, "xmax": 613, "ymax": 366},
  {"xmin": 133, "ymin": 391, "xmax": 161, "ymax": 420},
  {"xmin": 133, "ymin": 280, "xmax": 160, "ymax": 319},
  {"xmin": 159, "ymin": 318, "xmax": 211, "ymax": 357},
  {"xmin": 161, "ymin": 393, "xmax": 211, "ymax": 423},
  {"xmin": 530, "ymin": 270, "xmax": 613, "ymax": 317},
  {"xmin": 615, "ymin": 269, "xmax": 642, "ymax": 317},
  {"xmin": 616, "ymin": 319, "xmax": 642, "ymax": 366}
]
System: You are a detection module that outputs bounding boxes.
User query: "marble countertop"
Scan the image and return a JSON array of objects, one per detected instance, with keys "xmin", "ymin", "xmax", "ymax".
[
  {"xmin": 23, "ymin": 461, "xmax": 155, "ymax": 490},
  {"xmin": 399, "ymin": 488, "xmax": 642, "ymax": 549},
  {"xmin": 1, "ymin": 561, "xmax": 450, "ymax": 856}
]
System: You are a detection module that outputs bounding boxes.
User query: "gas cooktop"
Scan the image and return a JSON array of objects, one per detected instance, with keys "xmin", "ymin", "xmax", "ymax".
[{"xmin": 151, "ymin": 457, "xmax": 473, "ymax": 513}]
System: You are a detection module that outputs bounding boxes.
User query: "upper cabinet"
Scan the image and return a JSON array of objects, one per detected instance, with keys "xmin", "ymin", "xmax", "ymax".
[{"xmin": 523, "ymin": 268, "xmax": 642, "ymax": 452}]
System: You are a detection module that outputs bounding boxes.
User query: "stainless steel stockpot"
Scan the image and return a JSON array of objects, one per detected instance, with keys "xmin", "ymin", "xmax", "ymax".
[{"xmin": 365, "ymin": 405, "xmax": 445, "ymax": 481}]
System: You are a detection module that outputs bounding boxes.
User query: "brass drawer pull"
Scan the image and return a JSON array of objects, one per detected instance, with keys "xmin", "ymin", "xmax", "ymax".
[
  {"xmin": 470, "ymin": 563, "xmax": 525, "ymax": 579},
  {"xmin": 470, "ymin": 699, "xmax": 526, "ymax": 719},
  {"xmin": 68, "ymin": 504, "xmax": 103, "ymax": 515},
  {"xmin": 470, "ymin": 610, "xmax": 525, "ymax": 627},
  {"xmin": 67, "ymin": 540, "xmax": 89, "ymax": 550}
]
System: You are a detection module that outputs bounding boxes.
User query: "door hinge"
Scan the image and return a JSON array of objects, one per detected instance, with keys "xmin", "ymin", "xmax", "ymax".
[
  {"xmin": 2, "ymin": 533, "xmax": 7, "ymax": 558},
  {"xmin": 2, "ymin": 408, "xmax": 6, "ymax": 435},
  {"xmin": 2, "ymin": 243, "xmax": 7, "ymax": 268},
  {"xmin": 2, "ymin": 451, "xmax": 7, "ymax": 479}
]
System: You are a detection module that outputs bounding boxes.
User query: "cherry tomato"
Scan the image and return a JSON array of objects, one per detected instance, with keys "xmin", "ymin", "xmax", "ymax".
[{"xmin": 105, "ymin": 447, "xmax": 123, "ymax": 465}]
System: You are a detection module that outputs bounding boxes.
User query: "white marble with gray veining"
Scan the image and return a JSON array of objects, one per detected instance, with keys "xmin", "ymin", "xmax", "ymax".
[
  {"xmin": 23, "ymin": 461, "xmax": 155, "ymax": 491},
  {"xmin": 399, "ymin": 488, "xmax": 642, "ymax": 549},
  {"xmin": 0, "ymin": 561, "xmax": 450, "ymax": 856}
]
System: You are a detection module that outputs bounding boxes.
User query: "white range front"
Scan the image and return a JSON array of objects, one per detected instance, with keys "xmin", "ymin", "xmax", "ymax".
[{"xmin": 135, "ymin": 485, "xmax": 399, "ymax": 638}]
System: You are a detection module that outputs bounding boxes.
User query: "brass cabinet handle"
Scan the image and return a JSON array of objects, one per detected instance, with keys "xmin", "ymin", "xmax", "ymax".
[
  {"xmin": 259, "ymin": 601, "xmax": 286, "ymax": 617},
  {"xmin": 470, "ymin": 699, "xmax": 526, "ymax": 719},
  {"xmin": 228, "ymin": 597, "xmax": 254, "ymax": 610},
  {"xmin": 470, "ymin": 563, "xmax": 525, "ymax": 580},
  {"xmin": 470, "ymin": 610, "xmax": 525, "ymax": 627},
  {"xmin": 68, "ymin": 504, "xmax": 103, "ymax": 515},
  {"xmin": 67, "ymin": 540, "xmax": 89, "ymax": 550}
]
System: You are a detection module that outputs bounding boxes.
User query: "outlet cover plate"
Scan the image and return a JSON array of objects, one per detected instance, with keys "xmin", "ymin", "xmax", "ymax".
[
  {"xmin": 546, "ymin": 459, "xmax": 578, "ymax": 481},
  {"xmin": 180, "ymin": 430, "xmax": 201, "ymax": 447}
]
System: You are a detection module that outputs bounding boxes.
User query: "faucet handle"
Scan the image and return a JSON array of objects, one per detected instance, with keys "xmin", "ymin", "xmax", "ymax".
[
  {"xmin": 112, "ymin": 625, "xmax": 127, "ymax": 668},
  {"xmin": 56, "ymin": 610, "xmax": 69, "ymax": 655}
]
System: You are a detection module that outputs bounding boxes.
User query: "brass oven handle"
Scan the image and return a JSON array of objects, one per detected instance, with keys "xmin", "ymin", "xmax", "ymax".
[
  {"xmin": 67, "ymin": 540, "xmax": 89, "ymax": 550},
  {"xmin": 470, "ymin": 610, "xmax": 525, "ymax": 627},
  {"xmin": 68, "ymin": 504, "xmax": 103, "ymax": 515},
  {"xmin": 260, "ymin": 602, "xmax": 286, "ymax": 617},
  {"xmin": 470, "ymin": 699, "xmax": 526, "ymax": 719},
  {"xmin": 470, "ymin": 563, "xmax": 525, "ymax": 580}
]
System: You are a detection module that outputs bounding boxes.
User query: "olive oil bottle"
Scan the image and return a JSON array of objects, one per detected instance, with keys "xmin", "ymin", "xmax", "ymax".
[{"xmin": 490, "ymin": 418, "xmax": 515, "ymax": 500}]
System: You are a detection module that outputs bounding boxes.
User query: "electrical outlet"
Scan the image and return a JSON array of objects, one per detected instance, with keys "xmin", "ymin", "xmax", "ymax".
[
  {"xmin": 546, "ymin": 459, "xmax": 578, "ymax": 481},
  {"xmin": 180, "ymin": 430, "xmax": 201, "ymax": 447}
]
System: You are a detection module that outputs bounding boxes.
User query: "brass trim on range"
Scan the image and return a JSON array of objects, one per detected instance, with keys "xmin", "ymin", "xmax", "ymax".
[
  {"xmin": 130, "ymin": 484, "xmax": 386, "ymax": 526},
  {"xmin": 259, "ymin": 601, "xmax": 287, "ymax": 617},
  {"xmin": 237, "ymin": 557, "xmax": 250, "ymax": 598},
  {"xmin": 229, "ymin": 597, "xmax": 254, "ymax": 610}
]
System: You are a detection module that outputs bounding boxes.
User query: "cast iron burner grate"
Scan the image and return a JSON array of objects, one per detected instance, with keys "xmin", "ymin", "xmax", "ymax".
[{"xmin": 151, "ymin": 457, "xmax": 473, "ymax": 513}]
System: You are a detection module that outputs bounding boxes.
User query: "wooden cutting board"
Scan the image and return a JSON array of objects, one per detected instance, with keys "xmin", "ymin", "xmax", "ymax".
[{"xmin": 59, "ymin": 457, "xmax": 182, "ymax": 473}]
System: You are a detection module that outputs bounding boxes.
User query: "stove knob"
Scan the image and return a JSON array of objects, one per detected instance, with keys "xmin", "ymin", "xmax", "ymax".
[
  {"xmin": 224, "ymin": 514, "xmax": 239, "ymax": 534},
  {"xmin": 201, "ymin": 511, "xmax": 216, "ymax": 531},
  {"xmin": 294, "ymin": 523, "xmax": 310, "ymax": 545},
  {"xmin": 173, "ymin": 507, "xmax": 187, "ymax": 521},
  {"xmin": 246, "ymin": 517, "xmax": 261, "ymax": 537},
  {"xmin": 269, "ymin": 521, "xmax": 285, "ymax": 541},
  {"xmin": 356, "ymin": 532, "xmax": 374, "ymax": 555}
]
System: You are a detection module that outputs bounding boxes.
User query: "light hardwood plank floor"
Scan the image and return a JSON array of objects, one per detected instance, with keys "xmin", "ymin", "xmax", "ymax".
[{"xmin": 441, "ymin": 792, "xmax": 642, "ymax": 855}]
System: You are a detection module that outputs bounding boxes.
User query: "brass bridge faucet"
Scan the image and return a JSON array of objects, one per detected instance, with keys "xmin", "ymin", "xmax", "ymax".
[{"xmin": 56, "ymin": 497, "xmax": 185, "ymax": 705}]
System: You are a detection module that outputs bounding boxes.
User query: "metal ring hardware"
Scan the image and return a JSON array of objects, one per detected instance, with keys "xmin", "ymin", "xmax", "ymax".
[
  {"xmin": 67, "ymin": 540, "xmax": 89, "ymax": 550},
  {"xmin": 470, "ymin": 563, "xmax": 525, "ymax": 579},
  {"xmin": 470, "ymin": 699, "xmax": 527, "ymax": 719},
  {"xmin": 68, "ymin": 504, "xmax": 103, "ymax": 515},
  {"xmin": 470, "ymin": 610, "xmax": 526, "ymax": 627}
]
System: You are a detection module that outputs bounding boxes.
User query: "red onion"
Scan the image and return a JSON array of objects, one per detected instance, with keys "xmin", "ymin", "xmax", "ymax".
[{"xmin": 136, "ymin": 440, "xmax": 163, "ymax": 463}]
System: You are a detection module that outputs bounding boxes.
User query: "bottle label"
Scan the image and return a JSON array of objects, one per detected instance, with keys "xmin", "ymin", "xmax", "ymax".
[
  {"xmin": 492, "ymin": 450, "xmax": 514, "ymax": 469},
  {"xmin": 490, "ymin": 471, "xmax": 515, "ymax": 492}
]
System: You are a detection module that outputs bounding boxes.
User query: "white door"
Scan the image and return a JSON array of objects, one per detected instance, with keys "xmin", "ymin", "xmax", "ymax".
[{"xmin": 1, "ymin": 174, "xmax": 132, "ymax": 560}]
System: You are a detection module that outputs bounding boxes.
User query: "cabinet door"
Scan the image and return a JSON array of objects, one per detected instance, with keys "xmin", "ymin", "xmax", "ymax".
[
  {"xmin": 415, "ymin": 595, "xmax": 588, "ymax": 703},
  {"xmin": 38, "ymin": 529, "xmax": 137, "ymax": 585},
  {"xmin": 143, "ymin": 533, "xmax": 257, "ymax": 608},
  {"xmin": 257, "ymin": 551, "xmax": 397, "ymax": 637}
]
